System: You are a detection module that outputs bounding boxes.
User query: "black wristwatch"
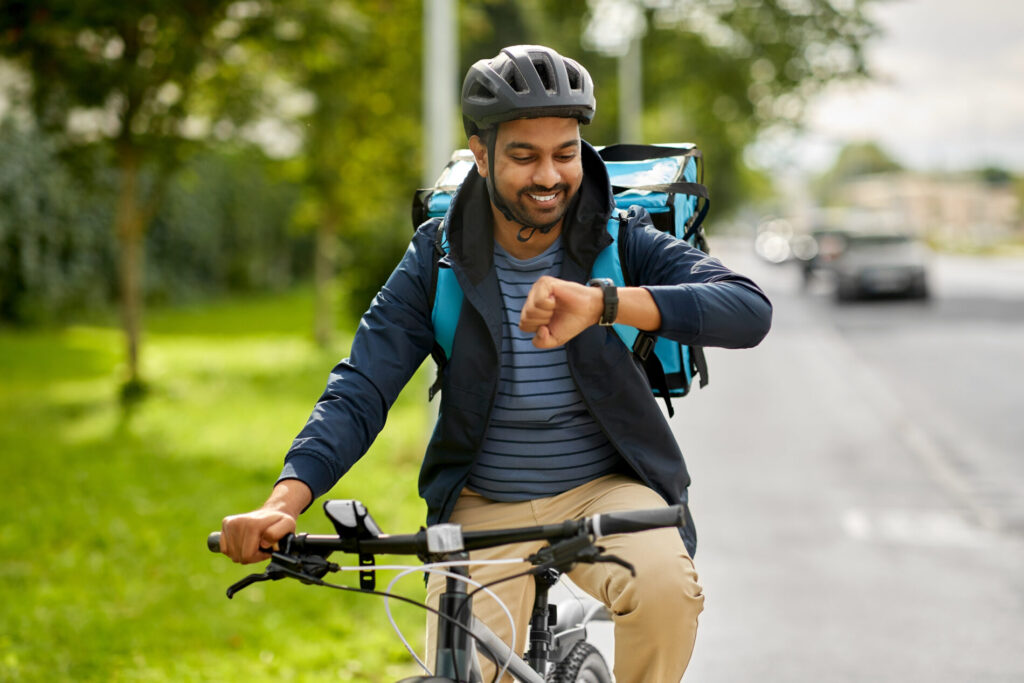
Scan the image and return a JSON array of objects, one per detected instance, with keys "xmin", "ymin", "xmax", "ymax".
[{"xmin": 587, "ymin": 278, "xmax": 618, "ymax": 326}]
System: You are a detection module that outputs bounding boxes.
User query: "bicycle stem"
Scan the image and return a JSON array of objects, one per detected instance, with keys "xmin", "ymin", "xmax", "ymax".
[
  {"xmin": 435, "ymin": 552, "xmax": 482, "ymax": 683},
  {"xmin": 525, "ymin": 568, "xmax": 560, "ymax": 673}
]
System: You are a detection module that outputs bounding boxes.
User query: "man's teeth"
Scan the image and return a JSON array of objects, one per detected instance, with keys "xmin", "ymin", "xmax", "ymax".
[{"xmin": 530, "ymin": 193, "xmax": 556, "ymax": 202}]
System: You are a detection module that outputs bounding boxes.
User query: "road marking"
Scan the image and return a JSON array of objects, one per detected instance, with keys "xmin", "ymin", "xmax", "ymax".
[
  {"xmin": 815, "ymin": 316, "xmax": 1004, "ymax": 532},
  {"xmin": 841, "ymin": 507, "xmax": 995, "ymax": 547}
]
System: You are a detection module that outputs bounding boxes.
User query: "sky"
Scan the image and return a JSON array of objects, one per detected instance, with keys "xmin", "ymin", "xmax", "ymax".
[{"xmin": 758, "ymin": 0, "xmax": 1024, "ymax": 175}]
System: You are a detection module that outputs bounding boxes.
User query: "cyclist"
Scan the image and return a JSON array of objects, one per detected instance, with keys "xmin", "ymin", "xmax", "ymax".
[{"xmin": 220, "ymin": 45, "xmax": 772, "ymax": 681}]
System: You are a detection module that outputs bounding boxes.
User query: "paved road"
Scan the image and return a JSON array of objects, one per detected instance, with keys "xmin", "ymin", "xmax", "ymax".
[
  {"xmin": 808, "ymin": 253, "xmax": 1024, "ymax": 533},
  {"xmin": 675, "ymin": 241, "xmax": 1024, "ymax": 682}
]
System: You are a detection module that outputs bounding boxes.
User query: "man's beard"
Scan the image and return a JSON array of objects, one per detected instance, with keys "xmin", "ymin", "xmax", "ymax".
[{"xmin": 496, "ymin": 182, "xmax": 573, "ymax": 231}]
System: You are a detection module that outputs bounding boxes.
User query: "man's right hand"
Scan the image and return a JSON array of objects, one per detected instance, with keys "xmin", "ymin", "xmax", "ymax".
[
  {"xmin": 219, "ymin": 479, "xmax": 312, "ymax": 564},
  {"xmin": 220, "ymin": 508, "xmax": 297, "ymax": 564}
]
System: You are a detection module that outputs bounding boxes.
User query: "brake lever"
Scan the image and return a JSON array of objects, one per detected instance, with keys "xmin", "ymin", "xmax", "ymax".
[
  {"xmin": 224, "ymin": 553, "xmax": 339, "ymax": 599},
  {"xmin": 268, "ymin": 551, "xmax": 337, "ymax": 582},
  {"xmin": 589, "ymin": 552, "xmax": 636, "ymax": 577},
  {"xmin": 226, "ymin": 563, "xmax": 288, "ymax": 599},
  {"xmin": 561, "ymin": 543, "xmax": 637, "ymax": 577}
]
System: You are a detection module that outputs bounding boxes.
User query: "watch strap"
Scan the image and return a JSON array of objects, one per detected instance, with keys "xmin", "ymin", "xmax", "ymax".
[{"xmin": 587, "ymin": 278, "xmax": 618, "ymax": 326}]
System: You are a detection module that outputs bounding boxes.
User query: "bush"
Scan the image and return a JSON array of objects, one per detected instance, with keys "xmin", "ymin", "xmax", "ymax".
[
  {"xmin": 0, "ymin": 122, "xmax": 312, "ymax": 325},
  {"xmin": 0, "ymin": 120, "xmax": 117, "ymax": 324}
]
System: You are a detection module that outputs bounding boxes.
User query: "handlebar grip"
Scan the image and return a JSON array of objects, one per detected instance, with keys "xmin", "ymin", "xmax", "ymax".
[
  {"xmin": 208, "ymin": 532, "xmax": 222, "ymax": 553},
  {"xmin": 592, "ymin": 505, "xmax": 686, "ymax": 538}
]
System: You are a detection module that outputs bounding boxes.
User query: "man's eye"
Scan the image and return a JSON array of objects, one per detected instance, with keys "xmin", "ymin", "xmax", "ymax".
[{"xmin": 557, "ymin": 154, "xmax": 577, "ymax": 162}]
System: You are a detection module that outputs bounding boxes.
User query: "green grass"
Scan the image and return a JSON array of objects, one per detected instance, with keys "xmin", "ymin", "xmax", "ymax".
[{"xmin": 0, "ymin": 288, "xmax": 435, "ymax": 681}]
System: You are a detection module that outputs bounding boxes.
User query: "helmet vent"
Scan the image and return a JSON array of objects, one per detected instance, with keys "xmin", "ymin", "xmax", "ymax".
[
  {"xmin": 564, "ymin": 62, "xmax": 582, "ymax": 92},
  {"xmin": 530, "ymin": 51, "xmax": 557, "ymax": 93},
  {"xmin": 467, "ymin": 81, "xmax": 495, "ymax": 102},
  {"xmin": 497, "ymin": 60, "xmax": 530, "ymax": 94}
]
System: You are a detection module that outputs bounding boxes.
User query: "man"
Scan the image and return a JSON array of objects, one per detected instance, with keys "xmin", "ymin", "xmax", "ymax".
[{"xmin": 221, "ymin": 45, "xmax": 772, "ymax": 681}]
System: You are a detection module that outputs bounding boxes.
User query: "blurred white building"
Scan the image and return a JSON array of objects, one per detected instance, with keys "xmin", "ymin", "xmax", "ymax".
[{"xmin": 837, "ymin": 172, "xmax": 1022, "ymax": 245}]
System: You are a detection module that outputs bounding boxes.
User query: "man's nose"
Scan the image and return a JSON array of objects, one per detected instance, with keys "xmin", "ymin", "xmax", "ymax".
[{"xmin": 532, "ymin": 156, "xmax": 560, "ymax": 188}]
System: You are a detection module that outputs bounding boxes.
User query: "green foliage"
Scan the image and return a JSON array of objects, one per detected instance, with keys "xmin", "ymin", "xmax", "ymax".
[
  {"xmin": 0, "ymin": 0, "xmax": 234, "ymax": 144},
  {"xmin": 0, "ymin": 289, "xmax": 432, "ymax": 681},
  {"xmin": 228, "ymin": 0, "xmax": 424, "ymax": 318},
  {"xmin": 829, "ymin": 140, "xmax": 903, "ymax": 178},
  {"xmin": 1, "ymin": 0, "xmax": 882, "ymax": 333},
  {"xmin": 978, "ymin": 165, "xmax": 1014, "ymax": 186}
]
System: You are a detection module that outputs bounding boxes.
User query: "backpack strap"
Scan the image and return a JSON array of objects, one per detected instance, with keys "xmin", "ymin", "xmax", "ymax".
[
  {"xmin": 618, "ymin": 210, "xmax": 708, "ymax": 392},
  {"xmin": 692, "ymin": 345, "xmax": 709, "ymax": 389},
  {"xmin": 611, "ymin": 212, "xmax": 676, "ymax": 418},
  {"xmin": 427, "ymin": 219, "xmax": 446, "ymax": 303},
  {"xmin": 427, "ymin": 221, "xmax": 452, "ymax": 401}
]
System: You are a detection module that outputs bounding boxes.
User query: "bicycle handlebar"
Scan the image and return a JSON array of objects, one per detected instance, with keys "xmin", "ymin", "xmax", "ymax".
[
  {"xmin": 590, "ymin": 505, "xmax": 685, "ymax": 537},
  {"xmin": 208, "ymin": 502, "xmax": 685, "ymax": 557}
]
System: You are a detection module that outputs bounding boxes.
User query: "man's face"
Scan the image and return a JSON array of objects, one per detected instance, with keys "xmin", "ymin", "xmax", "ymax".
[{"xmin": 473, "ymin": 117, "xmax": 584, "ymax": 231}]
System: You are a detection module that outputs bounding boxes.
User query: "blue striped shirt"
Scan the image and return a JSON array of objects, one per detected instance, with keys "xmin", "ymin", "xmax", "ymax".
[{"xmin": 467, "ymin": 238, "xmax": 622, "ymax": 500}]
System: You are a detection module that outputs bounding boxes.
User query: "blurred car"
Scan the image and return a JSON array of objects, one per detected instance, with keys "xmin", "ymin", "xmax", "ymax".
[
  {"xmin": 798, "ymin": 229, "xmax": 849, "ymax": 285},
  {"xmin": 828, "ymin": 232, "xmax": 931, "ymax": 301}
]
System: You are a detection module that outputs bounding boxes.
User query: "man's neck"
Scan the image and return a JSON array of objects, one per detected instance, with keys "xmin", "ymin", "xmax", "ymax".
[{"xmin": 491, "ymin": 207, "xmax": 563, "ymax": 260}]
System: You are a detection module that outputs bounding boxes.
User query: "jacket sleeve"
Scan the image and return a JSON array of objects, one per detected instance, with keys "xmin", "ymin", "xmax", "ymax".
[
  {"xmin": 623, "ymin": 213, "xmax": 772, "ymax": 349},
  {"xmin": 277, "ymin": 225, "xmax": 438, "ymax": 499}
]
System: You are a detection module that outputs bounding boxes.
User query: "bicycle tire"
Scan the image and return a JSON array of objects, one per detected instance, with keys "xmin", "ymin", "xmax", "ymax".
[{"xmin": 545, "ymin": 641, "xmax": 612, "ymax": 683}]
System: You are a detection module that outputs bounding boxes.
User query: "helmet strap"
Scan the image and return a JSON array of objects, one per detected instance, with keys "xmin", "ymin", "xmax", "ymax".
[
  {"xmin": 516, "ymin": 226, "xmax": 539, "ymax": 242},
  {"xmin": 484, "ymin": 131, "xmax": 558, "ymax": 243},
  {"xmin": 484, "ymin": 134, "xmax": 518, "ymax": 225}
]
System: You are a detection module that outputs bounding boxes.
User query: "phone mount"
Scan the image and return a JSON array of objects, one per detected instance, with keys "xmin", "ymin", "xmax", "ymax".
[{"xmin": 323, "ymin": 499, "xmax": 382, "ymax": 591}]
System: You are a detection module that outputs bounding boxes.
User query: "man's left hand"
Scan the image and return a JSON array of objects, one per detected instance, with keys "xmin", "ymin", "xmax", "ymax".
[{"xmin": 519, "ymin": 276, "xmax": 602, "ymax": 348}]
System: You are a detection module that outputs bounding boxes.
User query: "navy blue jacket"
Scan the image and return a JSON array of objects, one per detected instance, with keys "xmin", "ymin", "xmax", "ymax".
[{"xmin": 279, "ymin": 142, "xmax": 772, "ymax": 557}]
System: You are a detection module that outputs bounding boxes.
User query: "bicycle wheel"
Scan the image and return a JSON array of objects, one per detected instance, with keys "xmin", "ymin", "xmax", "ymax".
[{"xmin": 545, "ymin": 641, "xmax": 612, "ymax": 683}]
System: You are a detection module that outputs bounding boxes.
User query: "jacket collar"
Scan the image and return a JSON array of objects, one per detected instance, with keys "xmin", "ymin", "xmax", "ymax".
[{"xmin": 444, "ymin": 140, "xmax": 615, "ymax": 285}]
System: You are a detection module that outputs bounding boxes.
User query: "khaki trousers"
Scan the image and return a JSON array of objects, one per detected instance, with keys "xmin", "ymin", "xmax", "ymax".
[{"xmin": 425, "ymin": 474, "xmax": 704, "ymax": 682}]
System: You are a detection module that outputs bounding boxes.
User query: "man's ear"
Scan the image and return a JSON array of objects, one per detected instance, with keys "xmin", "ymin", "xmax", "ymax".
[{"xmin": 468, "ymin": 135, "xmax": 489, "ymax": 179}]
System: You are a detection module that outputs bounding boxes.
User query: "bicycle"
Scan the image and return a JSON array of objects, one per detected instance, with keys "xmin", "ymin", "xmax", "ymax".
[{"xmin": 208, "ymin": 499, "xmax": 687, "ymax": 682}]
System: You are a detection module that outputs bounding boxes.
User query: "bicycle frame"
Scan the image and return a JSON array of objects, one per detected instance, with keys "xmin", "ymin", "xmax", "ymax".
[
  {"xmin": 429, "ymin": 559, "xmax": 545, "ymax": 683},
  {"xmin": 428, "ymin": 559, "xmax": 576, "ymax": 683}
]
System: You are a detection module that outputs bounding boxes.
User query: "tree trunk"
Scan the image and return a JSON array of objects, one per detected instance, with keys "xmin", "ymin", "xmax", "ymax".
[
  {"xmin": 115, "ymin": 144, "xmax": 145, "ymax": 395},
  {"xmin": 313, "ymin": 211, "xmax": 339, "ymax": 348}
]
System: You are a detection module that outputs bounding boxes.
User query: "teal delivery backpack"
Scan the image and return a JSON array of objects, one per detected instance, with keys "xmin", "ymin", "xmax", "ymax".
[{"xmin": 411, "ymin": 143, "xmax": 711, "ymax": 415}]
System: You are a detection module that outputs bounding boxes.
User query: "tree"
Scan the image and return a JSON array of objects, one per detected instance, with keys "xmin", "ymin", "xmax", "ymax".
[
  {"xmin": 207, "ymin": 0, "xmax": 422, "ymax": 344},
  {"xmin": 978, "ymin": 166, "xmax": 1013, "ymax": 186},
  {"xmin": 813, "ymin": 140, "xmax": 902, "ymax": 203},
  {"xmin": 0, "ymin": 0, "xmax": 249, "ymax": 397}
]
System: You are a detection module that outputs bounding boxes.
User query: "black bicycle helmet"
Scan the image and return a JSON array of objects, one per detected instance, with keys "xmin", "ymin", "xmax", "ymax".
[{"xmin": 461, "ymin": 45, "xmax": 596, "ymax": 139}]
